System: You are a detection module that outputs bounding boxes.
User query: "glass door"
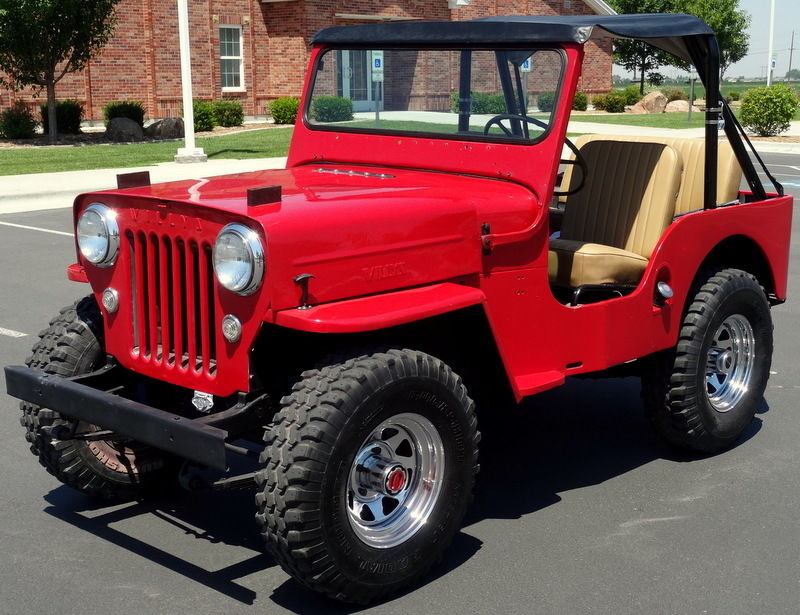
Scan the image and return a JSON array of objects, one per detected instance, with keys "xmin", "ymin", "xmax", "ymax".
[{"xmin": 339, "ymin": 50, "xmax": 376, "ymax": 112}]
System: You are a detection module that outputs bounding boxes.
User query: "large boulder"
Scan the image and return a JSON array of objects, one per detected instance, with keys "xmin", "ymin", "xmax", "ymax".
[
  {"xmin": 629, "ymin": 91, "xmax": 668, "ymax": 114},
  {"xmin": 144, "ymin": 117, "xmax": 184, "ymax": 140},
  {"xmin": 106, "ymin": 117, "xmax": 144, "ymax": 142},
  {"xmin": 665, "ymin": 99, "xmax": 702, "ymax": 113}
]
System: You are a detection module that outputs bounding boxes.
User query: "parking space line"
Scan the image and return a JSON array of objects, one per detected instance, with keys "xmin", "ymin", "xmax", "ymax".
[
  {"xmin": 0, "ymin": 327, "xmax": 27, "ymax": 338},
  {"xmin": 0, "ymin": 221, "xmax": 73, "ymax": 237}
]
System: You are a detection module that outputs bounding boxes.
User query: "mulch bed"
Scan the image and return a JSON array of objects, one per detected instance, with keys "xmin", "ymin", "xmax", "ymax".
[{"xmin": 0, "ymin": 122, "xmax": 283, "ymax": 149}]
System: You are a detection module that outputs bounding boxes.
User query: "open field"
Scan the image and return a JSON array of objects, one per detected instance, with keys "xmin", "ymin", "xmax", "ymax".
[{"xmin": 615, "ymin": 80, "xmax": 800, "ymax": 101}]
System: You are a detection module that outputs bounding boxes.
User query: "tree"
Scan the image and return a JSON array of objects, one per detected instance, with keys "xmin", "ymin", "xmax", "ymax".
[
  {"xmin": 0, "ymin": 0, "xmax": 120, "ymax": 141},
  {"xmin": 677, "ymin": 0, "xmax": 750, "ymax": 78},
  {"xmin": 786, "ymin": 69, "xmax": 800, "ymax": 82},
  {"xmin": 610, "ymin": 0, "xmax": 676, "ymax": 94},
  {"xmin": 611, "ymin": 0, "xmax": 751, "ymax": 88}
]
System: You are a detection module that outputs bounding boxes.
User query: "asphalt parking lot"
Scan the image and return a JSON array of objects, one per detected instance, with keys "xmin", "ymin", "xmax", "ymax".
[{"xmin": 0, "ymin": 153, "xmax": 799, "ymax": 615}]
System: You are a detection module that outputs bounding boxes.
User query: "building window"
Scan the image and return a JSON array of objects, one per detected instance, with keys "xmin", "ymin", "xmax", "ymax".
[{"xmin": 220, "ymin": 25, "xmax": 244, "ymax": 91}]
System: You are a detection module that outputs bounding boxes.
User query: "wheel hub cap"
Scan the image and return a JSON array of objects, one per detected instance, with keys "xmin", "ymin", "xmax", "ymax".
[
  {"xmin": 346, "ymin": 413, "xmax": 444, "ymax": 549},
  {"xmin": 705, "ymin": 314, "xmax": 755, "ymax": 413}
]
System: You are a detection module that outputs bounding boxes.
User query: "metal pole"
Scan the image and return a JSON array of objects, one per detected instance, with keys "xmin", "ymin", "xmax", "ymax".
[
  {"xmin": 767, "ymin": 0, "xmax": 775, "ymax": 86},
  {"xmin": 789, "ymin": 30, "xmax": 795, "ymax": 78},
  {"xmin": 175, "ymin": 0, "xmax": 207, "ymax": 163}
]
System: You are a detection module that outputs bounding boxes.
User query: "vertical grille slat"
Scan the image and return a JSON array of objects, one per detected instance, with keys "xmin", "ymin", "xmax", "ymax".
[
  {"xmin": 126, "ymin": 228, "xmax": 216, "ymax": 379},
  {"xmin": 171, "ymin": 238, "xmax": 184, "ymax": 367},
  {"xmin": 185, "ymin": 240, "xmax": 198, "ymax": 372},
  {"xmin": 198, "ymin": 245, "xmax": 211, "ymax": 373},
  {"xmin": 146, "ymin": 234, "xmax": 160, "ymax": 360},
  {"xmin": 134, "ymin": 232, "xmax": 149, "ymax": 357},
  {"xmin": 159, "ymin": 236, "xmax": 172, "ymax": 365}
]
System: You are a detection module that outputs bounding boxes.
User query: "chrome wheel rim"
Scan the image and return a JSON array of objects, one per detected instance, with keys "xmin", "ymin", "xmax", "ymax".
[
  {"xmin": 705, "ymin": 314, "xmax": 755, "ymax": 412},
  {"xmin": 346, "ymin": 413, "xmax": 444, "ymax": 549}
]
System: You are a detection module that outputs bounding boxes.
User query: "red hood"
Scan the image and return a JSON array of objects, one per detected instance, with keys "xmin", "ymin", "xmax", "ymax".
[{"xmin": 81, "ymin": 163, "xmax": 537, "ymax": 310}]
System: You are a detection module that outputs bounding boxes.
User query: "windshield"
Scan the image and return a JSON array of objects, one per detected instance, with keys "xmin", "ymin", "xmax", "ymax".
[{"xmin": 306, "ymin": 48, "xmax": 564, "ymax": 143}]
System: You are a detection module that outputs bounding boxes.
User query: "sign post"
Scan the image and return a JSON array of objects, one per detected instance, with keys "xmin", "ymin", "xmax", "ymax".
[
  {"xmin": 372, "ymin": 51, "xmax": 384, "ymax": 124},
  {"xmin": 520, "ymin": 56, "xmax": 531, "ymax": 110}
]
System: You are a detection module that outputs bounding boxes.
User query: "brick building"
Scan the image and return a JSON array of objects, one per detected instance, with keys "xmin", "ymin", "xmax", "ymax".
[{"xmin": 0, "ymin": 0, "xmax": 614, "ymax": 122}]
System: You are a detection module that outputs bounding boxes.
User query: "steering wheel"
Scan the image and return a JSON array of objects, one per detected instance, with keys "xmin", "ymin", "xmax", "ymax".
[{"xmin": 483, "ymin": 113, "xmax": 587, "ymax": 196}]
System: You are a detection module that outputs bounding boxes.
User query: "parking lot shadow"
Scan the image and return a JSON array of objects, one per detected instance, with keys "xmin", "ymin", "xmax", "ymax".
[
  {"xmin": 40, "ymin": 375, "xmax": 765, "ymax": 611},
  {"xmin": 43, "ymin": 486, "xmax": 271, "ymax": 605}
]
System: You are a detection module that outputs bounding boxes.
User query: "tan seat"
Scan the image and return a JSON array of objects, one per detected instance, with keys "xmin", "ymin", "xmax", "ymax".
[
  {"xmin": 549, "ymin": 140, "xmax": 682, "ymax": 287},
  {"xmin": 562, "ymin": 135, "xmax": 742, "ymax": 215}
]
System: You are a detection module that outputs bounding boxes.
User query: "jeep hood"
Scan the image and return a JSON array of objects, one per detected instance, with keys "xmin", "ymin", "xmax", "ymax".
[{"xmin": 83, "ymin": 164, "xmax": 537, "ymax": 310}]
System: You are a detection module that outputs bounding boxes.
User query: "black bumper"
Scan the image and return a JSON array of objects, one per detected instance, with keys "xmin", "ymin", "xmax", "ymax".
[{"xmin": 5, "ymin": 365, "xmax": 228, "ymax": 470}]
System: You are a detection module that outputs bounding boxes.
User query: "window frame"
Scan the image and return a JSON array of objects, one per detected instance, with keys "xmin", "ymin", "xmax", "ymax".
[
  {"xmin": 219, "ymin": 24, "xmax": 245, "ymax": 93},
  {"xmin": 303, "ymin": 45, "xmax": 567, "ymax": 147}
]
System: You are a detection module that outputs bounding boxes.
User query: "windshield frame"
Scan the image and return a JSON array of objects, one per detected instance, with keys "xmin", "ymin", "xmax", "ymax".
[{"xmin": 302, "ymin": 45, "xmax": 567, "ymax": 147}]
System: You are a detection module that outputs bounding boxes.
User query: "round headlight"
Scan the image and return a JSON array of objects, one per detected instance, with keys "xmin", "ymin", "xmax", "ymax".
[
  {"xmin": 77, "ymin": 203, "xmax": 119, "ymax": 267},
  {"xmin": 213, "ymin": 223, "xmax": 264, "ymax": 295}
]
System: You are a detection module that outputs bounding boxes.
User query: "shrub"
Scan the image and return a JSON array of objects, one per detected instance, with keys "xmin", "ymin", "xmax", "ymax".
[
  {"xmin": 663, "ymin": 87, "xmax": 688, "ymax": 102},
  {"xmin": 726, "ymin": 90, "xmax": 741, "ymax": 102},
  {"xmin": 740, "ymin": 84, "xmax": 799, "ymax": 136},
  {"xmin": 103, "ymin": 100, "xmax": 146, "ymax": 127},
  {"xmin": 620, "ymin": 85, "xmax": 642, "ymax": 106},
  {"xmin": 592, "ymin": 91, "xmax": 626, "ymax": 113},
  {"xmin": 449, "ymin": 91, "xmax": 507, "ymax": 114},
  {"xmin": 311, "ymin": 95, "xmax": 353, "ymax": 122},
  {"xmin": 213, "ymin": 99, "xmax": 244, "ymax": 127},
  {"xmin": 40, "ymin": 99, "xmax": 84, "ymax": 134},
  {"xmin": 537, "ymin": 92, "xmax": 556, "ymax": 112},
  {"xmin": 572, "ymin": 92, "xmax": 588, "ymax": 111},
  {"xmin": 269, "ymin": 96, "xmax": 300, "ymax": 124},
  {"xmin": 192, "ymin": 100, "xmax": 216, "ymax": 132},
  {"xmin": 0, "ymin": 102, "xmax": 37, "ymax": 139}
]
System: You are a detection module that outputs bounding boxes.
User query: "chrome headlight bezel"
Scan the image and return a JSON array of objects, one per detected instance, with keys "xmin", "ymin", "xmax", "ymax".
[
  {"xmin": 212, "ymin": 223, "xmax": 265, "ymax": 296},
  {"xmin": 77, "ymin": 203, "xmax": 119, "ymax": 267}
]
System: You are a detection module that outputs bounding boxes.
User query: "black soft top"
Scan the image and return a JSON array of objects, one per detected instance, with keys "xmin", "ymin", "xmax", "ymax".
[{"xmin": 313, "ymin": 13, "xmax": 713, "ymax": 62}]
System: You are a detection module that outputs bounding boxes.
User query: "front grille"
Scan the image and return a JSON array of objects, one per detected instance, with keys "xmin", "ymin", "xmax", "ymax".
[{"xmin": 126, "ymin": 230, "xmax": 217, "ymax": 377}]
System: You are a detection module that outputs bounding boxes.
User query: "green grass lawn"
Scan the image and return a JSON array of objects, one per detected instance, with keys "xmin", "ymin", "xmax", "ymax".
[
  {"xmin": 0, "ymin": 128, "xmax": 294, "ymax": 177},
  {"xmin": 570, "ymin": 112, "xmax": 707, "ymax": 129}
]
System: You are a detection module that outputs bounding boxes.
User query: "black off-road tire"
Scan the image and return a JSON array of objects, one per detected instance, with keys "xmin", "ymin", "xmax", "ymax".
[
  {"xmin": 20, "ymin": 296, "xmax": 171, "ymax": 500},
  {"xmin": 642, "ymin": 268, "xmax": 773, "ymax": 453},
  {"xmin": 255, "ymin": 349, "xmax": 480, "ymax": 604}
]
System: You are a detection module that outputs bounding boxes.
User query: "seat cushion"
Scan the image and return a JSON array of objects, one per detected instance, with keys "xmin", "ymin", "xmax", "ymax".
[
  {"xmin": 548, "ymin": 239, "xmax": 649, "ymax": 287},
  {"xmin": 559, "ymin": 140, "xmax": 683, "ymax": 259}
]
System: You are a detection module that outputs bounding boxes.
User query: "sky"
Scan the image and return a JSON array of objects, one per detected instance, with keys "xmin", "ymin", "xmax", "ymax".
[
  {"xmin": 728, "ymin": 0, "xmax": 800, "ymax": 78},
  {"xmin": 612, "ymin": 0, "xmax": 800, "ymax": 80}
]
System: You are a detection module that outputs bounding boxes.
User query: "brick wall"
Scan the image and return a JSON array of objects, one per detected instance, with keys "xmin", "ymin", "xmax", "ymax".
[{"xmin": 0, "ymin": 0, "xmax": 612, "ymax": 121}]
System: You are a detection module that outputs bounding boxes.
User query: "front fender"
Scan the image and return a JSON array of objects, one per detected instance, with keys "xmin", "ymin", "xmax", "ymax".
[{"xmin": 270, "ymin": 283, "xmax": 486, "ymax": 334}]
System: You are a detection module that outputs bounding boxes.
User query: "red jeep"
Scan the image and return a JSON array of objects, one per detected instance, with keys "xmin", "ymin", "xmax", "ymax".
[{"xmin": 6, "ymin": 14, "xmax": 792, "ymax": 603}]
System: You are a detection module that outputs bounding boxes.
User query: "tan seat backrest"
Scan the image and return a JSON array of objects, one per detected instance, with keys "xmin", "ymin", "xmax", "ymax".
[
  {"xmin": 561, "ymin": 140, "xmax": 683, "ymax": 259},
  {"xmin": 564, "ymin": 134, "xmax": 742, "ymax": 215}
]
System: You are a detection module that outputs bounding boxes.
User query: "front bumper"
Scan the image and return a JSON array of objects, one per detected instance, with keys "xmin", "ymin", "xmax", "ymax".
[{"xmin": 5, "ymin": 365, "xmax": 228, "ymax": 470}]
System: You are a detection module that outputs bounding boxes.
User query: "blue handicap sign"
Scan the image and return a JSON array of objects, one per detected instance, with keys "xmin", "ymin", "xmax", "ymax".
[{"xmin": 374, "ymin": 58, "xmax": 382, "ymax": 69}]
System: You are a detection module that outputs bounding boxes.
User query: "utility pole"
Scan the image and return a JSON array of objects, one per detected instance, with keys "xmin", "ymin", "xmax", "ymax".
[
  {"xmin": 789, "ymin": 30, "xmax": 796, "ymax": 79},
  {"xmin": 767, "ymin": 0, "xmax": 775, "ymax": 86}
]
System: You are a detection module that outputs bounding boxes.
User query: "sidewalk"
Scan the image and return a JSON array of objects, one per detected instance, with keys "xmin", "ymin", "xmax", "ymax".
[{"xmin": 0, "ymin": 156, "xmax": 287, "ymax": 215}]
